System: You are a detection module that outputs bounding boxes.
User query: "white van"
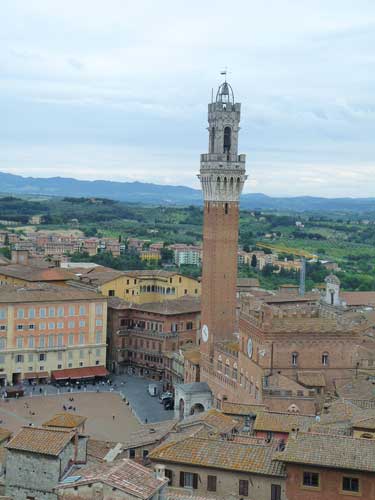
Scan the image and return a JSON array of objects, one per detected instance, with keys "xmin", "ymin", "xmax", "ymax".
[{"xmin": 148, "ymin": 383, "xmax": 158, "ymax": 397}]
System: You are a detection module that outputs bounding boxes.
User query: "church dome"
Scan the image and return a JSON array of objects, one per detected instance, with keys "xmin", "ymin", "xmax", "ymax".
[{"xmin": 216, "ymin": 81, "xmax": 234, "ymax": 104}]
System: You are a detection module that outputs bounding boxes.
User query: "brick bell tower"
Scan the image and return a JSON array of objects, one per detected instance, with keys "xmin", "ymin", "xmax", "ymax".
[{"xmin": 198, "ymin": 79, "xmax": 247, "ymax": 359}]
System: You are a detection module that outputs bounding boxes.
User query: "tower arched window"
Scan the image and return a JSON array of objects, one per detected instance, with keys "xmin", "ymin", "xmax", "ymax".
[
  {"xmin": 322, "ymin": 352, "xmax": 329, "ymax": 366},
  {"xmin": 223, "ymin": 126, "xmax": 231, "ymax": 153},
  {"xmin": 291, "ymin": 352, "xmax": 298, "ymax": 367}
]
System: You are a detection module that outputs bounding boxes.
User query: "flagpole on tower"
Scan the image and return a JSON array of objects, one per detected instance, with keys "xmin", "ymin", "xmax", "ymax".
[{"xmin": 220, "ymin": 67, "xmax": 228, "ymax": 82}]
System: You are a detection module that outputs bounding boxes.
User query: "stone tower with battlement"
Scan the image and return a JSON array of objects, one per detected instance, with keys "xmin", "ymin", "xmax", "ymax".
[{"xmin": 198, "ymin": 80, "xmax": 247, "ymax": 358}]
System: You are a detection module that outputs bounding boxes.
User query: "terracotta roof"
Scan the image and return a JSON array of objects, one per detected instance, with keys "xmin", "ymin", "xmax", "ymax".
[
  {"xmin": 87, "ymin": 439, "xmax": 127, "ymax": 462},
  {"xmin": 57, "ymin": 459, "xmax": 167, "ymax": 498},
  {"xmin": 150, "ymin": 437, "xmax": 286, "ymax": 477},
  {"xmin": 134, "ymin": 296, "xmax": 200, "ymax": 315},
  {"xmin": 237, "ymin": 278, "xmax": 260, "ymax": 288},
  {"xmin": 107, "ymin": 296, "xmax": 131, "ymax": 309},
  {"xmin": 177, "ymin": 409, "xmax": 240, "ymax": 435},
  {"xmin": 0, "ymin": 264, "xmax": 74, "ymax": 282},
  {"xmin": 275, "ymin": 432, "xmax": 375, "ymax": 472},
  {"xmin": 222, "ymin": 402, "xmax": 268, "ymax": 416},
  {"xmin": 319, "ymin": 399, "xmax": 373, "ymax": 426},
  {"xmin": 264, "ymin": 292, "xmax": 320, "ymax": 304},
  {"xmin": 43, "ymin": 412, "xmax": 87, "ymax": 429},
  {"xmin": 267, "ymin": 373, "xmax": 309, "ymax": 393},
  {"xmin": 341, "ymin": 291, "xmax": 375, "ymax": 307},
  {"xmin": 254, "ymin": 412, "xmax": 316, "ymax": 433},
  {"xmin": 308, "ymin": 424, "xmax": 351, "ymax": 436},
  {"xmin": 0, "ymin": 255, "xmax": 10, "ymax": 265},
  {"xmin": 78, "ymin": 270, "xmax": 125, "ymax": 286},
  {"xmin": 122, "ymin": 420, "xmax": 178, "ymax": 449},
  {"xmin": 335, "ymin": 379, "xmax": 375, "ymax": 401},
  {"xmin": 297, "ymin": 371, "xmax": 326, "ymax": 387},
  {"xmin": 0, "ymin": 283, "xmax": 104, "ymax": 303},
  {"xmin": 6, "ymin": 426, "xmax": 74, "ymax": 456}
]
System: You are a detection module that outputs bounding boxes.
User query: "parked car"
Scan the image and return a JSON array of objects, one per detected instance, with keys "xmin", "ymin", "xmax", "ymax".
[
  {"xmin": 164, "ymin": 398, "xmax": 174, "ymax": 410},
  {"xmin": 159, "ymin": 391, "xmax": 173, "ymax": 402}
]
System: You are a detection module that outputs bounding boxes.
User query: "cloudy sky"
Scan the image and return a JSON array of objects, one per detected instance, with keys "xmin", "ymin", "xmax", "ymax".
[{"xmin": 1, "ymin": 1, "xmax": 375, "ymax": 197}]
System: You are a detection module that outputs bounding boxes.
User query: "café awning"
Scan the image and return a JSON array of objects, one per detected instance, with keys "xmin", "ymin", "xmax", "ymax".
[{"xmin": 51, "ymin": 366, "xmax": 109, "ymax": 381}]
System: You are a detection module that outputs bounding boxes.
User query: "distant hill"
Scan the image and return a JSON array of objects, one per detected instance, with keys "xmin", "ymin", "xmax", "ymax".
[{"xmin": 1, "ymin": 171, "xmax": 375, "ymax": 212}]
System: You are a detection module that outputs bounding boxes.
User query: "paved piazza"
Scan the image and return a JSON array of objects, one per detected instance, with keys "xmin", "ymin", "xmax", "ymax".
[{"xmin": 0, "ymin": 376, "xmax": 174, "ymax": 442}]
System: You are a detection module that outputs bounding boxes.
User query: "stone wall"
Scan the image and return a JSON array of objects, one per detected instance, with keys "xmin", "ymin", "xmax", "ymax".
[{"xmin": 155, "ymin": 462, "xmax": 286, "ymax": 500}]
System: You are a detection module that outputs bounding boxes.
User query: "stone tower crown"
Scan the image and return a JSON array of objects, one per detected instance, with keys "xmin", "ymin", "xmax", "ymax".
[{"xmin": 198, "ymin": 80, "xmax": 247, "ymax": 202}]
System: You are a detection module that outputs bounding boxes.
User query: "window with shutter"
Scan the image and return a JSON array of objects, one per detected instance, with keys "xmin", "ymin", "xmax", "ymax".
[
  {"xmin": 192, "ymin": 473, "xmax": 198, "ymax": 489},
  {"xmin": 179, "ymin": 471, "xmax": 185, "ymax": 487},
  {"xmin": 271, "ymin": 484, "xmax": 281, "ymax": 500},
  {"xmin": 239, "ymin": 479, "xmax": 249, "ymax": 496},
  {"xmin": 165, "ymin": 469, "xmax": 173, "ymax": 486}
]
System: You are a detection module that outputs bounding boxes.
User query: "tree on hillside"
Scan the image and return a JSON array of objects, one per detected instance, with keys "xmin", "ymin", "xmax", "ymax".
[{"xmin": 160, "ymin": 247, "xmax": 174, "ymax": 263}]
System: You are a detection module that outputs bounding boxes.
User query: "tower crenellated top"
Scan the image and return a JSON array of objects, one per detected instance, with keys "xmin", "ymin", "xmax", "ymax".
[{"xmin": 198, "ymin": 80, "xmax": 247, "ymax": 202}]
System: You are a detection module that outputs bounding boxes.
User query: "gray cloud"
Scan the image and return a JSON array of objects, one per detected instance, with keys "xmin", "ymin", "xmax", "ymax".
[{"xmin": 1, "ymin": 0, "xmax": 375, "ymax": 197}]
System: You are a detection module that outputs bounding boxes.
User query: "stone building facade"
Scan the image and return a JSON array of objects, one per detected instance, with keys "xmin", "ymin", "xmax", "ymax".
[
  {"xmin": 5, "ymin": 426, "xmax": 88, "ymax": 500},
  {"xmin": 199, "ymin": 289, "xmax": 373, "ymax": 413},
  {"xmin": 275, "ymin": 431, "xmax": 375, "ymax": 500},
  {"xmin": 150, "ymin": 435, "xmax": 286, "ymax": 500},
  {"xmin": 107, "ymin": 296, "xmax": 200, "ymax": 386}
]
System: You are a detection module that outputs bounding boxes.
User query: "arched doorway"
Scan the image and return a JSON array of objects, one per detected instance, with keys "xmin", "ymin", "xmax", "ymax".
[{"xmin": 190, "ymin": 403, "xmax": 205, "ymax": 415}]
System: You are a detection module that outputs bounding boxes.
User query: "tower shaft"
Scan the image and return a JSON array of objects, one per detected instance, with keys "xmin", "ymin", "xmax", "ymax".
[{"xmin": 198, "ymin": 81, "xmax": 247, "ymax": 358}]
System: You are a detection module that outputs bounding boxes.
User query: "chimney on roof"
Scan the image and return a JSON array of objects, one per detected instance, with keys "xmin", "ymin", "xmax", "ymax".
[
  {"xmin": 290, "ymin": 428, "xmax": 299, "ymax": 439},
  {"xmin": 154, "ymin": 463, "xmax": 166, "ymax": 480}
]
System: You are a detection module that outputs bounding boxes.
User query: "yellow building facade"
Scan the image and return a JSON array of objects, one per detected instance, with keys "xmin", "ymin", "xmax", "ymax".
[
  {"xmin": 0, "ymin": 284, "xmax": 107, "ymax": 386},
  {"xmin": 121, "ymin": 270, "xmax": 201, "ymax": 304},
  {"xmin": 77, "ymin": 269, "xmax": 201, "ymax": 304}
]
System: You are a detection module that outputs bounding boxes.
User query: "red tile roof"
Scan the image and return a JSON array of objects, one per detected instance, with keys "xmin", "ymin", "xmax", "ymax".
[
  {"xmin": 43, "ymin": 412, "xmax": 87, "ymax": 429},
  {"xmin": 6, "ymin": 426, "xmax": 74, "ymax": 456},
  {"xmin": 0, "ymin": 264, "xmax": 74, "ymax": 282},
  {"xmin": 57, "ymin": 459, "xmax": 167, "ymax": 498},
  {"xmin": 341, "ymin": 291, "xmax": 375, "ymax": 307}
]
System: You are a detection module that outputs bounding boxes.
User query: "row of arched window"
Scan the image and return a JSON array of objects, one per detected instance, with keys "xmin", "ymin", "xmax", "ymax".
[{"xmin": 140, "ymin": 285, "xmax": 176, "ymax": 295}]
